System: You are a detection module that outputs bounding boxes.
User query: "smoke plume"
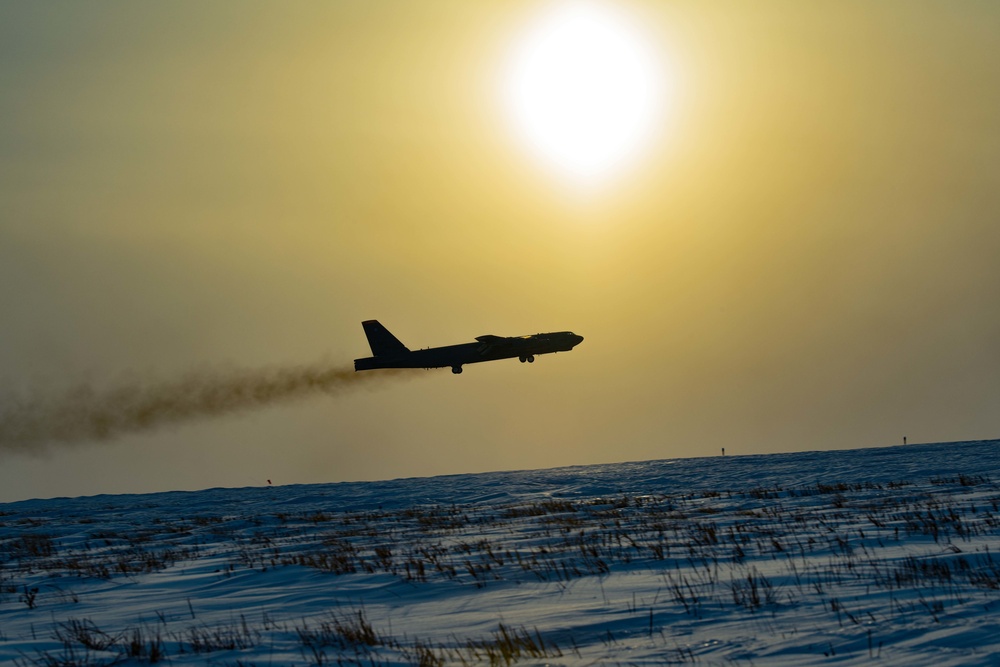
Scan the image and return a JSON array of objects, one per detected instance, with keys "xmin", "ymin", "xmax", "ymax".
[{"xmin": 0, "ymin": 363, "xmax": 419, "ymax": 454}]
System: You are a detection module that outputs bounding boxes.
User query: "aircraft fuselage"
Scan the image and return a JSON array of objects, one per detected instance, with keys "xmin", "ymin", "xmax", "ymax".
[{"xmin": 354, "ymin": 321, "xmax": 583, "ymax": 374}]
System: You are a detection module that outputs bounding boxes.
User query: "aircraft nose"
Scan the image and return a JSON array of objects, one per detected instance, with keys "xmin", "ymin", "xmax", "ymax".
[{"xmin": 573, "ymin": 334, "xmax": 584, "ymax": 347}]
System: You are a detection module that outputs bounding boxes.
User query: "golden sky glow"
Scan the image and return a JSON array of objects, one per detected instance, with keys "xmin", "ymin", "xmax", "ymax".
[{"xmin": 1, "ymin": 1, "xmax": 999, "ymax": 501}]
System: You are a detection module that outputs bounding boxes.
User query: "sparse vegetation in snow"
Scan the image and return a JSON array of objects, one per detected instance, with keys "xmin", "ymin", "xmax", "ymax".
[{"xmin": 2, "ymin": 440, "xmax": 1000, "ymax": 665}]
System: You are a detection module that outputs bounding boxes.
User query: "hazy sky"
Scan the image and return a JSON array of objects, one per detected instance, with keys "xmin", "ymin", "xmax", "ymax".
[{"xmin": 2, "ymin": 1, "xmax": 999, "ymax": 502}]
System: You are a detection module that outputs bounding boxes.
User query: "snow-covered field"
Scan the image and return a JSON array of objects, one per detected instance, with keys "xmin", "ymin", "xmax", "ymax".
[{"xmin": 3, "ymin": 440, "xmax": 1000, "ymax": 665}]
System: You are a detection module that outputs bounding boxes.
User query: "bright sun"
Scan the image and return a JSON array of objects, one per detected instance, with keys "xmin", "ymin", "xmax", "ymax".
[{"xmin": 502, "ymin": 1, "xmax": 666, "ymax": 186}]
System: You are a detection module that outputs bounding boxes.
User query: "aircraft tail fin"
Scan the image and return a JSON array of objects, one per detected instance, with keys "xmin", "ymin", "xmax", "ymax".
[{"xmin": 361, "ymin": 320, "xmax": 409, "ymax": 356}]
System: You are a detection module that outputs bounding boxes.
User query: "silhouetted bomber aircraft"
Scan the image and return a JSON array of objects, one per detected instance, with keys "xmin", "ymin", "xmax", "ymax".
[{"xmin": 354, "ymin": 320, "xmax": 584, "ymax": 374}]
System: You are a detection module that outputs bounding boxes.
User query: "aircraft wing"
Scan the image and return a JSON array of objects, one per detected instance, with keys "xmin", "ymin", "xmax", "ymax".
[{"xmin": 474, "ymin": 334, "xmax": 518, "ymax": 355}]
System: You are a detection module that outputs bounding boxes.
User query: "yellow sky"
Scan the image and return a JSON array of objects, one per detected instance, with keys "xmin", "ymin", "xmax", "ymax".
[{"xmin": 2, "ymin": 1, "xmax": 999, "ymax": 501}]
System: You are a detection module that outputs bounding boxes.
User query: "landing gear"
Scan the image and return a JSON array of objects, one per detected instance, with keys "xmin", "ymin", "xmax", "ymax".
[
  {"xmin": 518, "ymin": 355, "xmax": 535, "ymax": 364},
  {"xmin": 451, "ymin": 366, "xmax": 463, "ymax": 374}
]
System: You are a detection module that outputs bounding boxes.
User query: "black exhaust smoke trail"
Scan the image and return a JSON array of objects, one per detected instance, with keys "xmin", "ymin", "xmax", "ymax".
[{"xmin": 0, "ymin": 364, "xmax": 419, "ymax": 454}]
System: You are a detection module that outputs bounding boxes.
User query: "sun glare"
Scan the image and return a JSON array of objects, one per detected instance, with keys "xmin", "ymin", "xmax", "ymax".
[{"xmin": 502, "ymin": 1, "xmax": 666, "ymax": 187}]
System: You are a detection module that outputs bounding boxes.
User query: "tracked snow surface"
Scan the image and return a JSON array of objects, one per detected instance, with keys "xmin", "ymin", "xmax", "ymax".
[{"xmin": 2, "ymin": 440, "xmax": 1000, "ymax": 665}]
